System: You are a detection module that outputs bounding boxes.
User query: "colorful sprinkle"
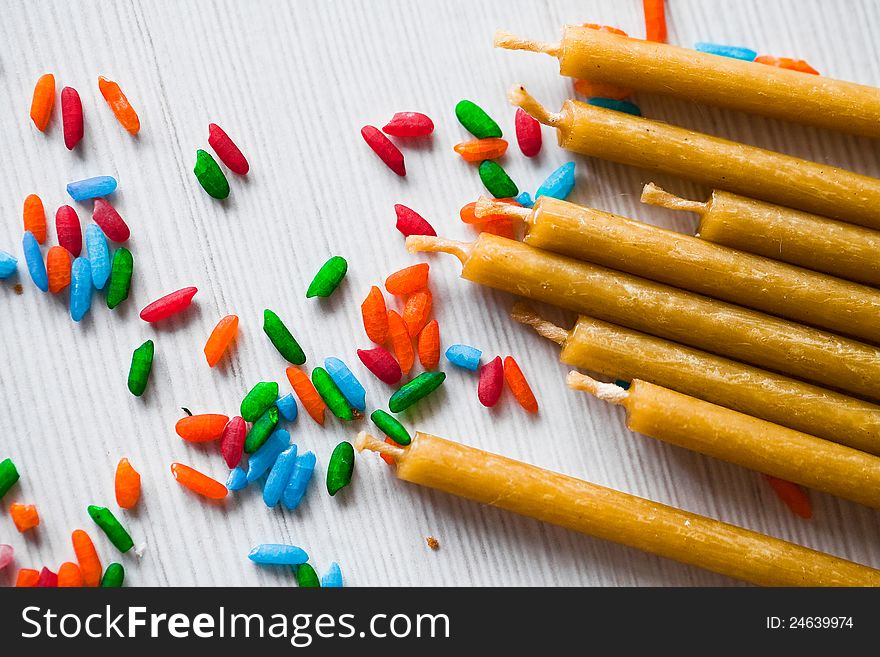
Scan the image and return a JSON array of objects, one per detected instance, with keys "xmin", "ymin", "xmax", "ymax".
[
  {"xmin": 37, "ymin": 567, "xmax": 58, "ymax": 587},
  {"xmin": 515, "ymin": 108, "xmax": 542, "ymax": 157},
  {"xmin": 370, "ymin": 409, "xmax": 411, "ymax": 446},
  {"xmin": 55, "ymin": 205, "xmax": 82, "ymax": 256},
  {"xmin": 385, "ymin": 263, "xmax": 429, "ymax": 296},
  {"xmin": 46, "ymin": 246, "xmax": 71, "ymax": 293},
  {"xmin": 22, "ymin": 231, "xmax": 47, "ymax": 292},
  {"xmin": 0, "ymin": 252, "xmax": 17, "ymax": 279},
  {"xmin": 587, "ymin": 97, "xmax": 642, "ymax": 116},
  {"xmin": 282, "ymin": 451, "xmax": 316, "ymax": 510},
  {"xmin": 175, "ymin": 413, "xmax": 229, "ymax": 442},
  {"xmin": 403, "ymin": 289, "xmax": 432, "ymax": 337},
  {"xmin": 67, "ymin": 176, "xmax": 117, "ymax": 202},
  {"xmin": 139, "ymin": 286, "xmax": 197, "ymax": 322},
  {"xmin": 226, "ymin": 466, "xmax": 248, "ymax": 491},
  {"xmin": 445, "ymin": 344, "xmax": 482, "ymax": 371},
  {"xmin": 357, "ymin": 347, "xmax": 402, "ymax": 385},
  {"xmin": 100, "ymin": 563, "xmax": 125, "ymax": 588},
  {"xmin": 61, "ymin": 86, "xmax": 84, "ymax": 150},
  {"xmin": 535, "ymin": 162, "xmax": 576, "ymax": 201},
  {"xmin": 503, "ymin": 356, "xmax": 538, "ymax": 413},
  {"xmin": 171, "ymin": 463, "xmax": 228, "ymax": 500},
  {"xmin": 479, "ymin": 160, "xmax": 518, "ymax": 198},
  {"xmin": 0, "ymin": 544, "xmax": 12, "ymax": 571},
  {"xmin": 92, "ymin": 198, "xmax": 131, "ymax": 242},
  {"xmin": 115, "ymin": 458, "xmax": 141, "ymax": 509},
  {"xmin": 23, "ymin": 194, "xmax": 47, "ymax": 244},
  {"xmin": 455, "ymin": 100, "xmax": 502, "ymax": 139},
  {"xmin": 312, "ymin": 367, "xmax": 354, "ymax": 421},
  {"xmin": 208, "ymin": 123, "xmax": 249, "ymax": 175},
  {"xmin": 478, "ymin": 356, "xmax": 504, "ymax": 407},
  {"xmin": 16, "ymin": 569, "xmax": 40, "ymax": 587},
  {"xmin": 87, "ymin": 505, "xmax": 134, "ymax": 552},
  {"xmin": 248, "ymin": 544, "xmax": 309, "ymax": 566},
  {"xmin": 244, "ymin": 406, "xmax": 280, "ymax": 453},
  {"xmin": 30, "ymin": 73, "xmax": 55, "ymax": 131},
  {"xmin": 296, "ymin": 563, "xmax": 320, "ymax": 587},
  {"xmin": 71, "ymin": 530, "xmax": 102, "ymax": 587},
  {"xmin": 98, "ymin": 76, "xmax": 140, "ymax": 134},
  {"xmin": 106, "ymin": 247, "xmax": 133, "ymax": 309},
  {"xmin": 241, "ymin": 381, "xmax": 280, "ymax": 422},
  {"xmin": 327, "ymin": 441, "xmax": 355, "ymax": 496},
  {"xmin": 325, "ymin": 357, "xmax": 367, "ymax": 411},
  {"xmin": 417, "ymin": 319, "xmax": 441, "ymax": 370},
  {"xmin": 361, "ymin": 285, "xmax": 389, "ymax": 344},
  {"xmin": 395, "ymin": 204, "xmax": 437, "ymax": 237},
  {"xmin": 387, "ymin": 309, "xmax": 415, "ymax": 375},
  {"xmin": 85, "ymin": 224, "xmax": 111, "ymax": 290},
  {"xmin": 307, "ymin": 255, "xmax": 348, "ymax": 298},
  {"xmin": 286, "ymin": 367, "xmax": 326, "ymax": 425},
  {"xmin": 10, "ymin": 503, "xmax": 39, "ymax": 532},
  {"xmin": 514, "ymin": 191, "xmax": 534, "ymax": 208},
  {"xmin": 264, "ymin": 309, "xmax": 307, "ymax": 364},
  {"xmin": 0, "ymin": 459, "xmax": 20, "ymax": 500},
  {"xmin": 57, "ymin": 562, "xmax": 84, "ymax": 587},
  {"xmin": 321, "ymin": 562, "xmax": 343, "ymax": 588},
  {"xmin": 247, "ymin": 430, "xmax": 290, "ymax": 482},
  {"xmin": 382, "ymin": 112, "xmax": 434, "ymax": 137},
  {"xmin": 454, "ymin": 137, "xmax": 509, "ymax": 163},
  {"xmin": 194, "ymin": 149, "xmax": 230, "ymax": 199},
  {"xmin": 70, "ymin": 257, "xmax": 93, "ymax": 322},
  {"xmin": 263, "ymin": 445, "xmax": 298, "ymax": 507},
  {"xmin": 695, "ymin": 42, "xmax": 758, "ymax": 61},
  {"xmin": 204, "ymin": 314, "xmax": 239, "ymax": 367},
  {"xmin": 275, "ymin": 393, "xmax": 299, "ymax": 422},
  {"xmin": 389, "ymin": 371, "xmax": 446, "ymax": 412},
  {"xmin": 573, "ymin": 78, "xmax": 632, "ymax": 101},
  {"xmin": 361, "ymin": 125, "xmax": 405, "ymax": 176},
  {"xmin": 127, "ymin": 340, "xmax": 154, "ymax": 397},
  {"xmin": 766, "ymin": 475, "xmax": 812, "ymax": 519},
  {"xmin": 643, "ymin": 0, "xmax": 667, "ymax": 42},
  {"xmin": 754, "ymin": 55, "xmax": 820, "ymax": 75},
  {"xmin": 220, "ymin": 416, "xmax": 247, "ymax": 468}
]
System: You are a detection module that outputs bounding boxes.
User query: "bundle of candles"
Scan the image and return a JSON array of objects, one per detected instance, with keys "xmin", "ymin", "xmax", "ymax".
[{"xmin": 359, "ymin": 25, "xmax": 880, "ymax": 586}]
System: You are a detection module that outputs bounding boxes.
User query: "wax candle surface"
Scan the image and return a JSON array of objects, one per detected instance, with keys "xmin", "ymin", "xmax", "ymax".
[
  {"xmin": 358, "ymin": 432, "xmax": 880, "ymax": 587},
  {"xmin": 509, "ymin": 87, "xmax": 880, "ymax": 229},
  {"xmin": 496, "ymin": 27, "xmax": 880, "ymax": 138},
  {"xmin": 488, "ymin": 196, "xmax": 880, "ymax": 342},
  {"xmin": 642, "ymin": 185, "xmax": 880, "ymax": 289},
  {"xmin": 408, "ymin": 234, "xmax": 880, "ymax": 400},
  {"xmin": 570, "ymin": 375, "xmax": 880, "ymax": 510},
  {"xmin": 513, "ymin": 307, "xmax": 880, "ymax": 456}
]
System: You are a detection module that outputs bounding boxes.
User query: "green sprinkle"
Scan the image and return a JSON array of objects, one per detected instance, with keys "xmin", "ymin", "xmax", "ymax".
[
  {"xmin": 312, "ymin": 367, "xmax": 354, "ymax": 421},
  {"xmin": 370, "ymin": 410, "xmax": 411, "ymax": 445},
  {"xmin": 193, "ymin": 149, "xmax": 230, "ymax": 199},
  {"xmin": 241, "ymin": 381, "xmax": 279, "ymax": 422},
  {"xmin": 389, "ymin": 371, "xmax": 446, "ymax": 413},
  {"xmin": 326, "ymin": 441, "xmax": 355, "ymax": 496},
  {"xmin": 306, "ymin": 256, "xmax": 348, "ymax": 298},
  {"xmin": 478, "ymin": 160, "xmax": 518, "ymax": 198},
  {"xmin": 106, "ymin": 247, "xmax": 133, "ymax": 309},
  {"xmin": 127, "ymin": 340, "xmax": 154, "ymax": 397},
  {"xmin": 455, "ymin": 99, "xmax": 502, "ymax": 138},
  {"xmin": 296, "ymin": 563, "xmax": 320, "ymax": 587},
  {"xmin": 100, "ymin": 562, "xmax": 125, "ymax": 587},
  {"xmin": 88, "ymin": 505, "xmax": 134, "ymax": 553},
  {"xmin": 245, "ymin": 406, "xmax": 279, "ymax": 453},
  {"xmin": 263, "ymin": 309, "xmax": 306, "ymax": 365},
  {"xmin": 0, "ymin": 458, "xmax": 20, "ymax": 500}
]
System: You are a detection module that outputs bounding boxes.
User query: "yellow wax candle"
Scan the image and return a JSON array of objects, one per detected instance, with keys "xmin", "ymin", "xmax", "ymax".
[
  {"xmin": 641, "ymin": 183, "xmax": 880, "ymax": 288},
  {"xmin": 567, "ymin": 372, "xmax": 880, "ymax": 510},
  {"xmin": 356, "ymin": 431, "xmax": 880, "ymax": 586},
  {"xmin": 512, "ymin": 305, "xmax": 880, "ymax": 456},
  {"xmin": 406, "ymin": 234, "xmax": 880, "ymax": 400},
  {"xmin": 477, "ymin": 196, "xmax": 880, "ymax": 343},
  {"xmin": 509, "ymin": 86, "xmax": 880, "ymax": 229},
  {"xmin": 495, "ymin": 27, "xmax": 880, "ymax": 138}
]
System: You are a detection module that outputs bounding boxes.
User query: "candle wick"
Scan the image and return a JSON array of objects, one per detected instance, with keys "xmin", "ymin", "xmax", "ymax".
[
  {"xmin": 493, "ymin": 30, "xmax": 561, "ymax": 58},
  {"xmin": 475, "ymin": 196, "xmax": 532, "ymax": 222},
  {"xmin": 640, "ymin": 183, "xmax": 707, "ymax": 215},
  {"xmin": 405, "ymin": 235, "xmax": 472, "ymax": 264},
  {"xmin": 510, "ymin": 302, "xmax": 568, "ymax": 345},
  {"xmin": 566, "ymin": 371, "xmax": 629, "ymax": 405},
  {"xmin": 507, "ymin": 85, "xmax": 562, "ymax": 127},
  {"xmin": 355, "ymin": 431, "xmax": 405, "ymax": 462}
]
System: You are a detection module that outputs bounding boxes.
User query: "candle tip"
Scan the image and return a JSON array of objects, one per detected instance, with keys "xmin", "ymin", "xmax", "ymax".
[
  {"xmin": 475, "ymin": 196, "xmax": 531, "ymax": 221},
  {"xmin": 566, "ymin": 371, "xmax": 628, "ymax": 404},
  {"xmin": 510, "ymin": 302, "xmax": 568, "ymax": 345},
  {"xmin": 507, "ymin": 85, "xmax": 561, "ymax": 126},
  {"xmin": 493, "ymin": 30, "xmax": 561, "ymax": 58},
  {"xmin": 405, "ymin": 235, "xmax": 471, "ymax": 264},
  {"xmin": 640, "ymin": 183, "xmax": 707, "ymax": 215}
]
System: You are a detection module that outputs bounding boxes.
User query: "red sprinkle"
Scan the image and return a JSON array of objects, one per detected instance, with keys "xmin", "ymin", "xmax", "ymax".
[
  {"xmin": 357, "ymin": 347, "xmax": 402, "ymax": 384},
  {"xmin": 478, "ymin": 356, "xmax": 504, "ymax": 407},
  {"xmin": 220, "ymin": 416, "xmax": 247, "ymax": 469},
  {"xmin": 208, "ymin": 123, "xmax": 249, "ymax": 175},
  {"xmin": 55, "ymin": 205, "xmax": 82, "ymax": 256},
  {"xmin": 361, "ymin": 125, "xmax": 405, "ymax": 176},
  {"xmin": 765, "ymin": 475, "xmax": 812, "ymax": 519},
  {"xmin": 61, "ymin": 87, "xmax": 84, "ymax": 150},
  {"xmin": 92, "ymin": 198, "xmax": 131, "ymax": 242},
  {"xmin": 382, "ymin": 112, "xmax": 435, "ymax": 137},
  {"xmin": 394, "ymin": 204, "xmax": 436, "ymax": 237},
  {"xmin": 515, "ymin": 108, "xmax": 542, "ymax": 157},
  {"xmin": 37, "ymin": 567, "xmax": 58, "ymax": 587},
  {"xmin": 380, "ymin": 437, "xmax": 398, "ymax": 465},
  {"xmin": 139, "ymin": 287, "xmax": 198, "ymax": 323}
]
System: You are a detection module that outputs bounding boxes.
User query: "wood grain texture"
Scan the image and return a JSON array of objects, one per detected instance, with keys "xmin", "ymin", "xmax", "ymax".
[{"xmin": 1, "ymin": 0, "xmax": 878, "ymax": 587}]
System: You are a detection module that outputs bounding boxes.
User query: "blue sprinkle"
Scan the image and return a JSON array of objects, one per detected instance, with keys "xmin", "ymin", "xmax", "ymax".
[
  {"xmin": 614, "ymin": 379, "xmax": 631, "ymax": 390},
  {"xmin": 694, "ymin": 42, "xmax": 757, "ymax": 61},
  {"xmin": 85, "ymin": 224, "xmax": 111, "ymax": 290},
  {"xmin": 587, "ymin": 97, "xmax": 642, "ymax": 116},
  {"xmin": 275, "ymin": 393, "xmax": 299, "ymax": 422},
  {"xmin": 263, "ymin": 445, "xmax": 298, "ymax": 507},
  {"xmin": 282, "ymin": 451, "xmax": 316, "ymax": 510},
  {"xmin": 535, "ymin": 162, "xmax": 576, "ymax": 201},
  {"xmin": 514, "ymin": 191, "xmax": 534, "ymax": 208},
  {"xmin": 320, "ymin": 562, "xmax": 343, "ymax": 588},
  {"xmin": 22, "ymin": 232, "xmax": 47, "ymax": 292},
  {"xmin": 70, "ymin": 257, "xmax": 93, "ymax": 322},
  {"xmin": 0, "ymin": 251, "xmax": 17, "ymax": 279},
  {"xmin": 325, "ymin": 357, "xmax": 367, "ymax": 411},
  {"xmin": 445, "ymin": 344, "xmax": 482, "ymax": 371},
  {"xmin": 226, "ymin": 466, "xmax": 249, "ymax": 491},
  {"xmin": 67, "ymin": 176, "xmax": 117, "ymax": 202},
  {"xmin": 247, "ymin": 429, "xmax": 290, "ymax": 482},
  {"xmin": 248, "ymin": 543, "xmax": 309, "ymax": 566}
]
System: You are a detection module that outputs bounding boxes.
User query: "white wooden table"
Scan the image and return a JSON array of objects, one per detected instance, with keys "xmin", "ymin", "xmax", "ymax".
[{"xmin": 2, "ymin": 0, "xmax": 879, "ymax": 587}]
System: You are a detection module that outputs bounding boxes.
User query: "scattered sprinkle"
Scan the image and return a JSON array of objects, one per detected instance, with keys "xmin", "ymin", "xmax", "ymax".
[
  {"xmin": 61, "ymin": 86, "xmax": 84, "ymax": 150},
  {"xmin": 286, "ymin": 367, "xmax": 326, "ymax": 425},
  {"xmin": 92, "ymin": 198, "xmax": 131, "ymax": 243},
  {"xmin": 455, "ymin": 100, "xmax": 502, "ymax": 139},
  {"xmin": 282, "ymin": 451, "xmax": 316, "ymax": 510},
  {"xmin": 194, "ymin": 149, "xmax": 230, "ymax": 199},
  {"xmin": 389, "ymin": 371, "xmax": 446, "ymax": 412},
  {"xmin": 248, "ymin": 543, "xmax": 309, "ymax": 565},
  {"xmin": 247, "ymin": 430, "xmax": 290, "ymax": 482},
  {"xmin": 478, "ymin": 160, "xmax": 518, "ymax": 198},
  {"xmin": 387, "ymin": 309, "xmax": 415, "ymax": 374},
  {"xmin": 22, "ymin": 231, "xmax": 48, "ymax": 292},
  {"xmin": 23, "ymin": 194, "xmax": 47, "ymax": 244},
  {"xmin": 395, "ymin": 204, "xmax": 437, "ymax": 237},
  {"xmin": 383, "ymin": 112, "xmax": 435, "ymax": 137},
  {"xmin": 29, "ymin": 74, "xmax": 55, "ymax": 131},
  {"xmin": 535, "ymin": 162, "xmax": 576, "ymax": 201},
  {"xmin": 46, "ymin": 246, "xmax": 71, "ymax": 293},
  {"xmin": 220, "ymin": 416, "xmax": 247, "ymax": 468},
  {"xmin": 445, "ymin": 344, "xmax": 482, "ymax": 371},
  {"xmin": 106, "ymin": 247, "xmax": 133, "ymax": 309},
  {"xmin": 127, "ymin": 340, "xmax": 154, "ymax": 397},
  {"xmin": 478, "ymin": 356, "xmax": 504, "ymax": 407},
  {"xmin": 327, "ymin": 441, "xmax": 355, "ymax": 496},
  {"xmin": 361, "ymin": 285, "xmax": 390, "ymax": 344},
  {"xmin": 55, "ymin": 205, "xmax": 82, "ymax": 256},
  {"xmin": 100, "ymin": 562, "xmax": 125, "ymax": 587},
  {"xmin": 264, "ymin": 309, "xmax": 307, "ymax": 364},
  {"xmin": 88, "ymin": 505, "xmax": 134, "ymax": 552},
  {"xmin": 357, "ymin": 347, "xmax": 403, "ymax": 385},
  {"xmin": 325, "ymin": 357, "xmax": 367, "ymax": 411},
  {"xmin": 312, "ymin": 366, "xmax": 355, "ymax": 421},
  {"xmin": 170, "ymin": 463, "xmax": 228, "ymax": 500},
  {"xmin": 417, "ymin": 319, "xmax": 441, "ymax": 370},
  {"xmin": 514, "ymin": 108, "xmax": 542, "ymax": 157},
  {"xmin": 10, "ymin": 503, "xmax": 39, "ymax": 532},
  {"xmin": 208, "ymin": 123, "xmax": 250, "ymax": 175},
  {"xmin": 370, "ymin": 409, "xmax": 411, "ymax": 446},
  {"xmin": 139, "ymin": 286, "xmax": 197, "ymax": 323},
  {"xmin": 85, "ymin": 224, "xmax": 111, "ymax": 290},
  {"xmin": 58, "ymin": 562, "xmax": 84, "ymax": 587},
  {"xmin": 70, "ymin": 257, "xmax": 93, "ymax": 322},
  {"xmin": 275, "ymin": 393, "xmax": 299, "ymax": 422},
  {"xmin": 320, "ymin": 562, "xmax": 343, "ymax": 587},
  {"xmin": 385, "ymin": 263, "xmax": 429, "ymax": 296},
  {"xmin": 263, "ymin": 445, "xmax": 299, "ymax": 507},
  {"xmin": 587, "ymin": 97, "xmax": 642, "ymax": 116},
  {"xmin": 765, "ymin": 475, "xmax": 812, "ymax": 519},
  {"xmin": 67, "ymin": 176, "xmax": 117, "ymax": 202},
  {"xmin": 361, "ymin": 125, "xmax": 406, "ymax": 176},
  {"xmin": 204, "ymin": 314, "xmax": 239, "ymax": 367},
  {"xmin": 175, "ymin": 413, "xmax": 229, "ymax": 443},
  {"xmin": 307, "ymin": 255, "xmax": 348, "ymax": 298},
  {"xmin": 115, "ymin": 458, "xmax": 141, "ymax": 509},
  {"xmin": 244, "ymin": 405, "xmax": 280, "ymax": 453},
  {"xmin": 503, "ymin": 356, "xmax": 538, "ymax": 413},
  {"xmin": 72, "ymin": 529, "xmax": 102, "ymax": 587},
  {"xmin": 98, "ymin": 76, "xmax": 140, "ymax": 134},
  {"xmin": 296, "ymin": 563, "xmax": 321, "ymax": 587},
  {"xmin": 694, "ymin": 42, "xmax": 758, "ymax": 61},
  {"xmin": 454, "ymin": 137, "xmax": 508, "ymax": 163},
  {"xmin": 642, "ymin": 0, "xmax": 667, "ymax": 42},
  {"xmin": 755, "ymin": 55, "xmax": 819, "ymax": 75},
  {"xmin": 241, "ymin": 381, "xmax": 280, "ymax": 422}
]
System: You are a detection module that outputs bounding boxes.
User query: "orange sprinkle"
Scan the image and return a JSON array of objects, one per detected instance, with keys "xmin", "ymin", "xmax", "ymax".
[
  {"xmin": 98, "ymin": 76, "xmax": 140, "ymax": 135},
  {"xmin": 418, "ymin": 319, "xmax": 441, "ymax": 370},
  {"xmin": 57, "ymin": 562, "xmax": 84, "ymax": 587},
  {"xmin": 573, "ymin": 78, "xmax": 632, "ymax": 101},
  {"xmin": 30, "ymin": 73, "xmax": 55, "ymax": 131},
  {"xmin": 459, "ymin": 198, "xmax": 520, "ymax": 225},
  {"xmin": 503, "ymin": 356, "xmax": 538, "ymax": 413},
  {"xmin": 479, "ymin": 218, "xmax": 515, "ymax": 239},
  {"xmin": 765, "ymin": 476, "xmax": 812, "ymax": 519},
  {"xmin": 9, "ymin": 503, "xmax": 39, "ymax": 532},
  {"xmin": 204, "ymin": 314, "xmax": 239, "ymax": 367},
  {"xmin": 453, "ymin": 138, "xmax": 509, "ymax": 163},
  {"xmin": 16, "ymin": 568, "xmax": 40, "ymax": 587},
  {"xmin": 175, "ymin": 413, "xmax": 230, "ymax": 442},
  {"xmin": 754, "ymin": 55, "xmax": 820, "ymax": 75},
  {"xmin": 46, "ymin": 245, "xmax": 72, "ymax": 293},
  {"xmin": 115, "ymin": 457, "xmax": 141, "ymax": 509},
  {"xmin": 403, "ymin": 289, "xmax": 432, "ymax": 337},
  {"xmin": 641, "ymin": 0, "xmax": 667, "ymax": 42},
  {"xmin": 380, "ymin": 437, "xmax": 397, "ymax": 465},
  {"xmin": 286, "ymin": 366, "xmax": 326, "ymax": 425},
  {"xmin": 171, "ymin": 462, "xmax": 228, "ymax": 499},
  {"xmin": 361, "ymin": 285, "xmax": 389, "ymax": 344},
  {"xmin": 23, "ymin": 194, "xmax": 47, "ymax": 243},
  {"xmin": 387, "ymin": 309, "xmax": 415, "ymax": 374},
  {"xmin": 385, "ymin": 263, "xmax": 429, "ymax": 296},
  {"xmin": 583, "ymin": 23, "xmax": 628, "ymax": 36},
  {"xmin": 72, "ymin": 529, "xmax": 102, "ymax": 587}
]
